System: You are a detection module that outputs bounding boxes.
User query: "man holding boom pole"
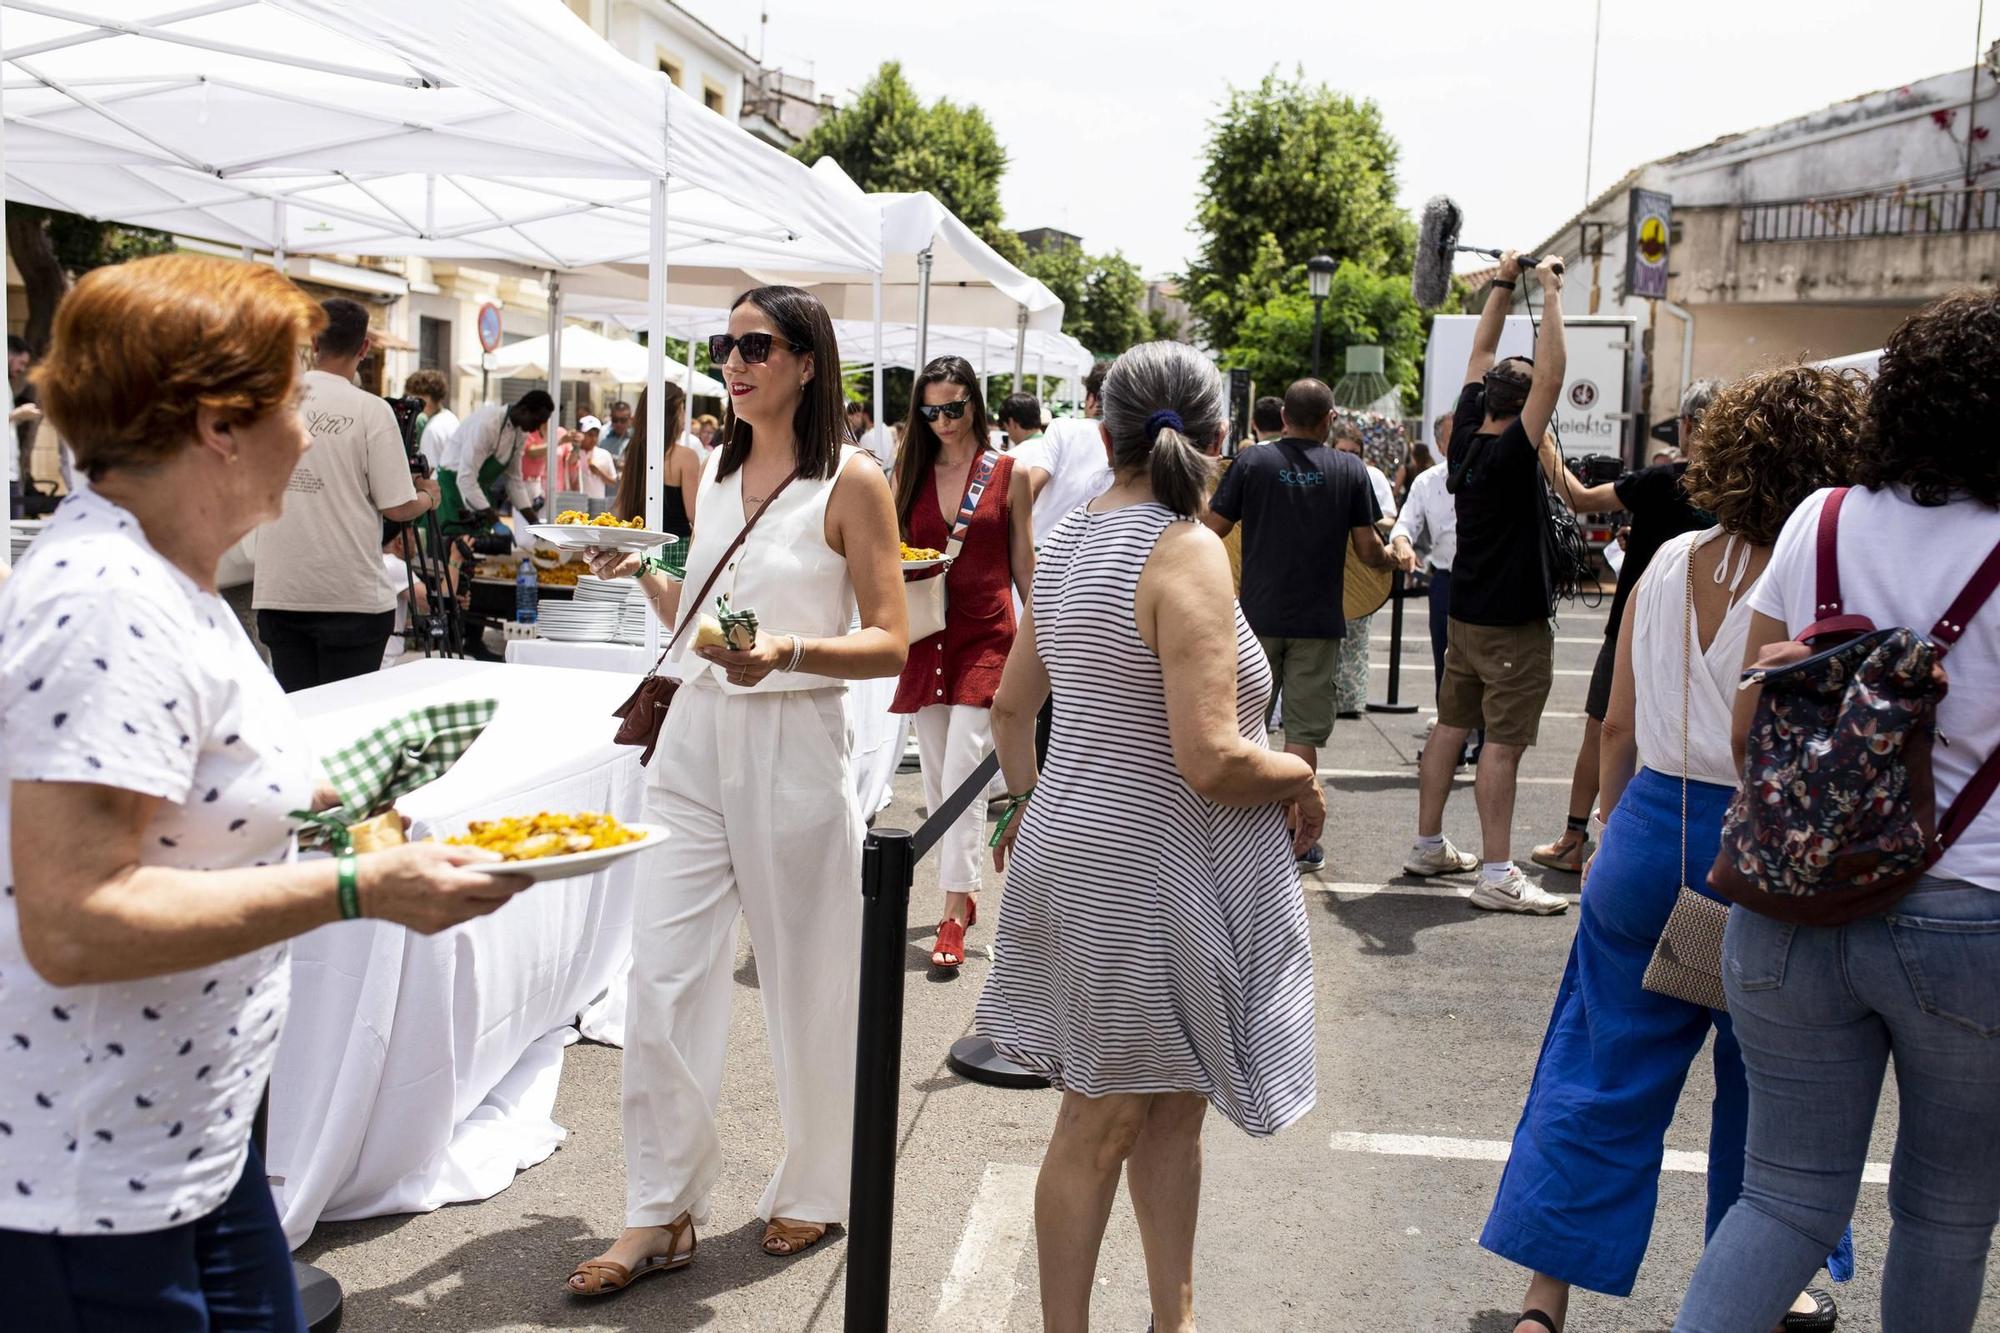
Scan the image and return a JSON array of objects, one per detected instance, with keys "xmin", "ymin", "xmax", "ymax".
[{"xmin": 1405, "ymin": 250, "xmax": 1571, "ymax": 915}]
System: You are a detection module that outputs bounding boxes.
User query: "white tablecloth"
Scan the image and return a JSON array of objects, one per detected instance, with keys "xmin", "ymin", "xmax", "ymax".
[
  {"xmin": 269, "ymin": 659, "xmax": 650, "ymax": 1246},
  {"xmin": 505, "ymin": 637, "xmax": 906, "ymax": 818}
]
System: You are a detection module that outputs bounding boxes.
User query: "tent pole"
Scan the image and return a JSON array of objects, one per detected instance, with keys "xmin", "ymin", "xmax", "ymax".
[
  {"xmin": 1036, "ymin": 348, "xmax": 1045, "ymax": 406},
  {"xmin": 644, "ymin": 168, "xmax": 669, "ymax": 662},
  {"xmin": 547, "ymin": 272, "xmax": 563, "ymax": 509},
  {"xmin": 871, "ymin": 268, "xmax": 885, "ymax": 460},
  {"xmin": 913, "ymin": 245, "xmax": 933, "ymax": 372},
  {"xmin": 684, "ymin": 333, "xmax": 697, "ymax": 432},
  {"xmin": 1012, "ymin": 304, "xmax": 1026, "ymax": 393},
  {"xmin": 271, "ymin": 200, "xmax": 286, "ymax": 272}
]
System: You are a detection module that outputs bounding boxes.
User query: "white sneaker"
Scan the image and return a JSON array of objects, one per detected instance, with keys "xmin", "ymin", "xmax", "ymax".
[
  {"xmin": 1469, "ymin": 867, "xmax": 1571, "ymax": 915},
  {"xmin": 1404, "ymin": 838, "xmax": 1478, "ymax": 877}
]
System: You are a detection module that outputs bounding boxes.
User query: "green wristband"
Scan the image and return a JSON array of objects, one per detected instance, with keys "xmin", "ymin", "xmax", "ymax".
[
  {"xmin": 987, "ymin": 786, "xmax": 1036, "ymax": 847},
  {"xmin": 336, "ymin": 853, "xmax": 362, "ymax": 920}
]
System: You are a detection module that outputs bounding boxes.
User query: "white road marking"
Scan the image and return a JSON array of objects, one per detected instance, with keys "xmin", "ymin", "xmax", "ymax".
[
  {"xmin": 933, "ymin": 1162, "xmax": 1039, "ymax": 1330},
  {"xmin": 1370, "ymin": 663, "xmax": 1595, "ymax": 677},
  {"xmin": 1319, "ymin": 768, "xmax": 1573, "ymax": 786},
  {"xmin": 1328, "ymin": 1131, "xmax": 1891, "ymax": 1185},
  {"xmin": 1370, "ymin": 635, "xmax": 1605, "ymax": 647},
  {"xmin": 1312, "ymin": 881, "xmax": 1578, "ymax": 902}
]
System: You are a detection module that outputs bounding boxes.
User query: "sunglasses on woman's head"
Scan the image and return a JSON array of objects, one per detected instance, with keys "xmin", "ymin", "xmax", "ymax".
[
  {"xmin": 708, "ymin": 332, "xmax": 805, "ymax": 365},
  {"xmin": 915, "ymin": 399, "xmax": 971, "ymax": 423}
]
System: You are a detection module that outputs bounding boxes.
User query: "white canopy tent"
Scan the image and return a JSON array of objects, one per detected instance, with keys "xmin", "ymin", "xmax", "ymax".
[
  {"xmin": 479, "ymin": 326, "xmax": 724, "ymax": 398},
  {"xmin": 1, "ymin": 0, "xmax": 884, "ymax": 599}
]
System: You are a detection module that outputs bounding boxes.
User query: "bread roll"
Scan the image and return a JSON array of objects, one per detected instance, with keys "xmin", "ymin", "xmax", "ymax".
[{"xmin": 347, "ymin": 810, "xmax": 406, "ymax": 853}]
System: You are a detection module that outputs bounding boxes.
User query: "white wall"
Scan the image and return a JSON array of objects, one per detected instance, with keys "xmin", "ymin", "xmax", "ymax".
[{"xmin": 607, "ymin": 1, "xmax": 751, "ymax": 120}]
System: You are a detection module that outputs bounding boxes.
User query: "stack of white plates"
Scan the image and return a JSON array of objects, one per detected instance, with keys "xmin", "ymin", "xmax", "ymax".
[
  {"xmin": 577, "ymin": 574, "xmax": 657, "ymax": 646},
  {"xmin": 535, "ymin": 601, "xmax": 620, "ymax": 643},
  {"xmin": 10, "ymin": 520, "xmax": 44, "ymax": 565}
]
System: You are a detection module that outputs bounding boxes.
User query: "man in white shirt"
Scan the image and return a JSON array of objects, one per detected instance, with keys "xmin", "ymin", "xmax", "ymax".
[
  {"xmin": 252, "ymin": 298, "xmax": 438, "ymax": 692},
  {"xmin": 1390, "ymin": 413, "xmax": 1462, "ymax": 694},
  {"xmin": 438, "ymin": 389, "xmax": 554, "ymax": 533},
  {"xmin": 846, "ymin": 398, "xmax": 895, "ymax": 470},
  {"xmin": 557, "ymin": 416, "xmax": 619, "ymax": 500},
  {"xmin": 1014, "ymin": 361, "xmax": 1113, "ymax": 547}
]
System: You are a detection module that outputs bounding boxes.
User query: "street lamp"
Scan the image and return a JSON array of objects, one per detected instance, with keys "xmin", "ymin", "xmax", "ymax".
[{"xmin": 1306, "ymin": 253, "xmax": 1336, "ymax": 379}]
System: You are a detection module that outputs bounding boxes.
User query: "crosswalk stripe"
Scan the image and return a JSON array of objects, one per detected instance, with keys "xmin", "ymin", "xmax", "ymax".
[
  {"xmin": 933, "ymin": 1162, "xmax": 1039, "ymax": 1330},
  {"xmin": 1310, "ymin": 881, "xmax": 1579, "ymax": 902},
  {"xmin": 1369, "ymin": 663, "xmax": 1595, "ymax": 677},
  {"xmin": 1319, "ymin": 768, "xmax": 1573, "ymax": 786},
  {"xmin": 1327, "ymin": 1130, "xmax": 1891, "ymax": 1185}
]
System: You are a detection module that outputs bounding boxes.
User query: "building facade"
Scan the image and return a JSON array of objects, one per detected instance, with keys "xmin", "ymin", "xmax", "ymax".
[{"xmin": 1512, "ymin": 53, "xmax": 1998, "ymax": 451}]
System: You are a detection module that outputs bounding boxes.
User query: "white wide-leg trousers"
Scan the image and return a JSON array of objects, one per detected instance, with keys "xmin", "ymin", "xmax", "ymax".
[
  {"xmin": 623, "ymin": 677, "xmax": 863, "ymax": 1229},
  {"xmin": 912, "ymin": 702, "xmax": 992, "ymax": 896}
]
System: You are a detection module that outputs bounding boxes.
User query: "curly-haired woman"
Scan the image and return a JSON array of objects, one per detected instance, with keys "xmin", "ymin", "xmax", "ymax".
[
  {"xmin": 1481, "ymin": 363, "xmax": 1866, "ymax": 1333},
  {"xmin": 1674, "ymin": 291, "xmax": 2000, "ymax": 1332}
]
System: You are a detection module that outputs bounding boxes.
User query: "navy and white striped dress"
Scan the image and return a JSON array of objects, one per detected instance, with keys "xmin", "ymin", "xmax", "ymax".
[{"xmin": 975, "ymin": 502, "xmax": 1317, "ymax": 1135}]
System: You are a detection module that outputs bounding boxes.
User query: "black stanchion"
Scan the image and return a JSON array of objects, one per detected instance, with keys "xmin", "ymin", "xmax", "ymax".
[
  {"xmin": 253, "ymin": 1092, "xmax": 344, "ymax": 1331},
  {"xmin": 1367, "ymin": 568, "xmax": 1420, "ymax": 715},
  {"xmin": 846, "ymin": 827, "xmax": 915, "ymax": 1333}
]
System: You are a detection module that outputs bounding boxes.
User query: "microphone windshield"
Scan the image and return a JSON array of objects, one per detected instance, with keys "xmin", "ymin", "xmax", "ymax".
[{"xmin": 1412, "ymin": 194, "xmax": 1462, "ymax": 308}]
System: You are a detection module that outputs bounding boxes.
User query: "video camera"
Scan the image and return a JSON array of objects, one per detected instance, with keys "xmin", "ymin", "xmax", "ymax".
[
  {"xmin": 383, "ymin": 393, "xmax": 430, "ymax": 478},
  {"xmin": 1567, "ymin": 453, "xmax": 1624, "ymax": 488}
]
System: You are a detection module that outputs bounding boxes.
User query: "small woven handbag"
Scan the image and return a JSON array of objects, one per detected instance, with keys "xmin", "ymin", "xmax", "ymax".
[{"xmin": 1642, "ymin": 543, "xmax": 1731, "ymax": 1011}]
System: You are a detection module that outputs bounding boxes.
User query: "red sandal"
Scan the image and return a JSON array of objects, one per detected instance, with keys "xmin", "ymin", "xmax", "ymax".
[{"xmin": 931, "ymin": 918, "xmax": 967, "ymax": 970}]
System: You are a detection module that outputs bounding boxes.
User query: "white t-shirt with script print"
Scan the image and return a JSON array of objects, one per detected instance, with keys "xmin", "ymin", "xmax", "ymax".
[
  {"xmin": 0, "ymin": 489, "xmax": 316, "ymax": 1234},
  {"xmin": 252, "ymin": 369, "xmax": 416, "ymax": 614}
]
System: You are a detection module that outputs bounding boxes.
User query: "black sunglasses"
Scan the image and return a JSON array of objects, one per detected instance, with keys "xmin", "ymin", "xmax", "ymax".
[
  {"xmin": 915, "ymin": 399, "xmax": 971, "ymax": 423},
  {"xmin": 708, "ymin": 331, "xmax": 806, "ymax": 365}
]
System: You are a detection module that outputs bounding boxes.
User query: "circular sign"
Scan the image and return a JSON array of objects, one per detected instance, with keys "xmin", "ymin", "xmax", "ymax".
[
  {"xmin": 1568, "ymin": 380, "xmax": 1599, "ymax": 409},
  {"xmin": 477, "ymin": 303, "xmax": 504, "ymax": 353},
  {"xmin": 1637, "ymin": 214, "xmax": 1669, "ymax": 264}
]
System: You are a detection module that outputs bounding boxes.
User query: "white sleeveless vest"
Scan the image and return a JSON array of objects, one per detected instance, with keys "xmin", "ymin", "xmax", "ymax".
[{"xmin": 668, "ymin": 444, "xmax": 861, "ymax": 695}]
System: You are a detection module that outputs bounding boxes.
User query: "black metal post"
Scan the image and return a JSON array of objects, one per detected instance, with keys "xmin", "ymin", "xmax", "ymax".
[
  {"xmin": 1367, "ymin": 569, "xmax": 1419, "ymax": 715},
  {"xmin": 1309, "ymin": 294, "xmax": 1326, "ymax": 380},
  {"xmin": 253, "ymin": 1091, "xmax": 344, "ymax": 1331},
  {"xmin": 846, "ymin": 827, "xmax": 915, "ymax": 1333}
]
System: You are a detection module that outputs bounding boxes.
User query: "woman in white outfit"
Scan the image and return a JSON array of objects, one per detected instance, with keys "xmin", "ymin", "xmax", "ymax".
[{"xmin": 568, "ymin": 286, "xmax": 906, "ymax": 1294}]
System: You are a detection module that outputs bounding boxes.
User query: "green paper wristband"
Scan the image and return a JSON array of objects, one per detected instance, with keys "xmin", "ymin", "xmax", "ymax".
[
  {"xmin": 987, "ymin": 786, "xmax": 1036, "ymax": 847},
  {"xmin": 336, "ymin": 853, "xmax": 362, "ymax": 920}
]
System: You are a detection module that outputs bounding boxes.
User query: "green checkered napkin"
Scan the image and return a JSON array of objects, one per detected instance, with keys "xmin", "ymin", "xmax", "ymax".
[{"xmin": 302, "ymin": 699, "xmax": 499, "ymax": 843}]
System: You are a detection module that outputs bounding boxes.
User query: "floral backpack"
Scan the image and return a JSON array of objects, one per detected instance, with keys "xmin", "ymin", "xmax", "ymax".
[{"xmin": 1709, "ymin": 488, "xmax": 2000, "ymax": 924}]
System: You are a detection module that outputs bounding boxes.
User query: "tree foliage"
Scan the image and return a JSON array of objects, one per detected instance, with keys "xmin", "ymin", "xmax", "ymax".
[
  {"xmin": 1225, "ymin": 260, "xmax": 1422, "ymax": 410},
  {"xmin": 792, "ymin": 61, "xmax": 1024, "ymax": 264},
  {"xmin": 1023, "ymin": 241, "xmax": 1152, "ymax": 357},
  {"xmin": 6, "ymin": 206, "xmax": 175, "ymax": 355},
  {"xmin": 1185, "ymin": 70, "xmax": 1413, "ymax": 351}
]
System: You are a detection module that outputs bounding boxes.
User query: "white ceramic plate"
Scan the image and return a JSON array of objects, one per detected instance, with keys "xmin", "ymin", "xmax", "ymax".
[
  {"xmin": 526, "ymin": 524, "xmax": 681, "ymax": 553},
  {"xmin": 901, "ymin": 558, "xmax": 945, "ymax": 572},
  {"xmin": 460, "ymin": 823, "xmax": 669, "ymax": 884}
]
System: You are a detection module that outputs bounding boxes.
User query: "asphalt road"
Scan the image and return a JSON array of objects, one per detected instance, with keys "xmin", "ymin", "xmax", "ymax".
[{"xmin": 297, "ymin": 595, "xmax": 1996, "ymax": 1332}]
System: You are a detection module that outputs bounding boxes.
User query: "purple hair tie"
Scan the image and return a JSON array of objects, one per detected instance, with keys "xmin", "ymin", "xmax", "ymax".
[{"xmin": 1144, "ymin": 409, "xmax": 1185, "ymax": 437}]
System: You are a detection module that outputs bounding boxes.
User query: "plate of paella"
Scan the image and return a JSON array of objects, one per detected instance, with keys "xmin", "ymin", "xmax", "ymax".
[
  {"xmin": 527, "ymin": 512, "xmax": 682, "ymax": 553},
  {"xmin": 900, "ymin": 541, "xmax": 946, "ymax": 573},
  {"xmin": 445, "ymin": 811, "xmax": 668, "ymax": 883}
]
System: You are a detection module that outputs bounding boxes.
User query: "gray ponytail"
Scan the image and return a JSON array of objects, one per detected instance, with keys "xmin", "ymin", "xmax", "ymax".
[{"xmin": 1100, "ymin": 341, "xmax": 1223, "ymax": 517}]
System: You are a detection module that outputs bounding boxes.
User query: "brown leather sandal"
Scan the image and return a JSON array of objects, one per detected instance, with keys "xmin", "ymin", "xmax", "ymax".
[
  {"xmin": 565, "ymin": 1215, "xmax": 697, "ymax": 1296},
  {"xmin": 761, "ymin": 1217, "xmax": 830, "ymax": 1256}
]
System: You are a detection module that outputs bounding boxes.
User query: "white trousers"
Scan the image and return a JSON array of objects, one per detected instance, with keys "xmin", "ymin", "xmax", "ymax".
[
  {"xmin": 624, "ymin": 677, "xmax": 863, "ymax": 1228},
  {"xmin": 912, "ymin": 702, "xmax": 991, "ymax": 896}
]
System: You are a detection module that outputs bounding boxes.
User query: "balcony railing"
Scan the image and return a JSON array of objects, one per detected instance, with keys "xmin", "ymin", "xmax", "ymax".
[{"xmin": 1739, "ymin": 186, "xmax": 2000, "ymax": 243}]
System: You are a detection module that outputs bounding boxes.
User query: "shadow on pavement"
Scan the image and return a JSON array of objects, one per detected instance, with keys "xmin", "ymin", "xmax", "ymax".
[
  {"xmin": 1320, "ymin": 884, "xmax": 1481, "ymax": 957},
  {"xmin": 304, "ymin": 1211, "xmax": 826, "ymax": 1331}
]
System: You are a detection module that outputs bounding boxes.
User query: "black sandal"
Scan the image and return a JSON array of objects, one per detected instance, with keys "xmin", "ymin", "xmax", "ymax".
[
  {"xmin": 1780, "ymin": 1287, "xmax": 1838, "ymax": 1332},
  {"xmin": 1515, "ymin": 1312, "xmax": 1560, "ymax": 1333}
]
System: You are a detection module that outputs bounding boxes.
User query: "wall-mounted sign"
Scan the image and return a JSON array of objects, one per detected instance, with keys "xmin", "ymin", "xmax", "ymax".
[
  {"xmin": 1626, "ymin": 189, "xmax": 1672, "ymax": 300},
  {"xmin": 477, "ymin": 302, "xmax": 504, "ymax": 353}
]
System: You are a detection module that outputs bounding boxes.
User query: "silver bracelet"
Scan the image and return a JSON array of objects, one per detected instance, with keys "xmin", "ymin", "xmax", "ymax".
[{"xmin": 784, "ymin": 635, "xmax": 807, "ymax": 672}]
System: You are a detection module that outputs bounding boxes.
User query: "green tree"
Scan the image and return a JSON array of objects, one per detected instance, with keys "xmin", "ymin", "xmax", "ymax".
[
  {"xmin": 793, "ymin": 62, "xmax": 1023, "ymax": 264},
  {"xmin": 1185, "ymin": 70, "xmax": 1413, "ymax": 350},
  {"xmin": 1023, "ymin": 241, "xmax": 1151, "ymax": 358},
  {"xmin": 5, "ymin": 206, "xmax": 174, "ymax": 354},
  {"xmin": 1225, "ymin": 260, "xmax": 1423, "ymax": 410}
]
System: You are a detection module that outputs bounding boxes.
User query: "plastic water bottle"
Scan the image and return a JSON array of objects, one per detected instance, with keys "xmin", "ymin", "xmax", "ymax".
[{"xmin": 515, "ymin": 560, "xmax": 539, "ymax": 624}]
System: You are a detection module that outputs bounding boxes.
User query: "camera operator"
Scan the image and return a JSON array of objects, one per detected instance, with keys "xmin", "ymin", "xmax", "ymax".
[
  {"xmin": 437, "ymin": 389, "xmax": 554, "ymax": 534},
  {"xmin": 251, "ymin": 298, "xmax": 440, "ymax": 692},
  {"xmin": 1405, "ymin": 250, "xmax": 1571, "ymax": 915},
  {"xmin": 1525, "ymin": 379, "xmax": 1720, "ymax": 873}
]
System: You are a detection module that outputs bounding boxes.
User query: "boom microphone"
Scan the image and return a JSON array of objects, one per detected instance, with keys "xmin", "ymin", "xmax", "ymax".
[{"xmin": 1412, "ymin": 194, "xmax": 1562, "ymax": 307}]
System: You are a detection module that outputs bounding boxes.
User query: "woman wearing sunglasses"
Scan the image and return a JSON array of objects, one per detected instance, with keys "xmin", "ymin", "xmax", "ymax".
[
  {"xmin": 568, "ymin": 286, "xmax": 906, "ymax": 1294},
  {"xmin": 889, "ymin": 356, "xmax": 1036, "ymax": 972}
]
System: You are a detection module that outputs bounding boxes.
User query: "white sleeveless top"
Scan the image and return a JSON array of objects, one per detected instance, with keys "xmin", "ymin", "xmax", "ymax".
[
  {"xmin": 667, "ymin": 443, "xmax": 861, "ymax": 694},
  {"xmin": 1631, "ymin": 527, "xmax": 1761, "ymax": 789}
]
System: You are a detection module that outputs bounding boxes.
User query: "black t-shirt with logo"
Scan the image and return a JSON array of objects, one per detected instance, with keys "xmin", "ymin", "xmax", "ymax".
[
  {"xmin": 1210, "ymin": 436, "xmax": 1379, "ymax": 639},
  {"xmin": 1447, "ymin": 382, "xmax": 1552, "ymax": 627}
]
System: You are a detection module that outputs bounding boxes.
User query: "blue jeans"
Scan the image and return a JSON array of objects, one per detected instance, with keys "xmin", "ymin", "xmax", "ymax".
[
  {"xmin": 1675, "ymin": 878, "xmax": 2000, "ymax": 1333},
  {"xmin": 0, "ymin": 1144, "xmax": 304, "ymax": 1332},
  {"xmin": 1483, "ymin": 766, "xmax": 1745, "ymax": 1295}
]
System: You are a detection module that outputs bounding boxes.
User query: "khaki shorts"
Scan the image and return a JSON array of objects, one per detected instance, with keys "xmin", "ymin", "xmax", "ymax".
[
  {"xmin": 1257, "ymin": 634, "xmax": 1339, "ymax": 748},
  {"xmin": 1437, "ymin": 618, "xmax": 1555, "ymax": 748}
]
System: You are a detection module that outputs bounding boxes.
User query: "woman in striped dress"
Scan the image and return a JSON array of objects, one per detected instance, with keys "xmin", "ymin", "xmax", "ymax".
[{"xmin": 976, "ymin": 341, "xmax": 1324, "ymax": 1333}]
